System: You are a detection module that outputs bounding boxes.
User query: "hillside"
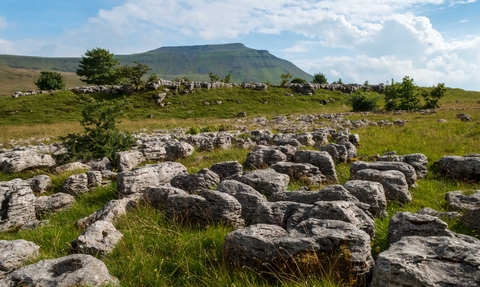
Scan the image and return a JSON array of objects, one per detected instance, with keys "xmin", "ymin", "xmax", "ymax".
[{"xmin": 0, "ymin": 43, "xmax": 312, "ymax": 94}]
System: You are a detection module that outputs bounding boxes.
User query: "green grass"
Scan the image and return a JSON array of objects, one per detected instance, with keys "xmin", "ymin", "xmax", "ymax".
[{"xmin": 1, "ymin": 86, "xmax": 480, "ymax": 286}]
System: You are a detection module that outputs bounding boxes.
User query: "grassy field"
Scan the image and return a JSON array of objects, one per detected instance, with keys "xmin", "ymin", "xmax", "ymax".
[{"xmin": 0, "ymin": 85, "xmax": 480, "ymax": 286}]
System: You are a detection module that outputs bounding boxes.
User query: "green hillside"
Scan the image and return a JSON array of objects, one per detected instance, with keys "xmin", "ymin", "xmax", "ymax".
[{"xmin": 0, "ymin": 43, "xmax": 312, "ymax": 86}]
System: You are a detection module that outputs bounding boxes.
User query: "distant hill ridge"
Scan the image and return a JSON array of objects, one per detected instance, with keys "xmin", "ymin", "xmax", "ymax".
[{"xmin": 0, "ymin": 43, "xmax": 312, "ymax": 84}]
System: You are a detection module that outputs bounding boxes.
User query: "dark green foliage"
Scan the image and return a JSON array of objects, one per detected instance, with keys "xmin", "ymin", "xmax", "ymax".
[
  {"xmin": 312, "ymin": 73, "xmax": 328, "ymax": 84},
  {"xmin": 347, "ymin": 91, "xmax": 379, "ymax": 112},
  {"xmin": 422, "ymin": 83, "xmax": 446, "ymax": 109},
  {"xmin": 60, "ymin": 95, "xmax": 134, "ymax": 162},
  {"xmin": 147, "ymin": 73, "xmax": 159, "ymax": 84},
  {"xmin": 209, "ymin": 72, "xmax": 221, "ymax": 82},
  {"xmin": 116, "ymin": 62, "xmax": 151, "ymax": 88},
  {"xmin": 280, "ymin": 73, "xmax": 292, "ymax": 86},
  {"xmin": 76, "ymin": 48, "xmax": 120, "ymax": 85},
  {"xmin": 223, "ymin": 73, "xmax": 232, "ymax": 83},
  {"xmin": 332, "ymin": 78, "xmax": 343, "ymax": 85},
  {"xmin": 290, "ymin": 77, "xmax": 307, "ymax": 84},
  {"xmin": 34, "ymin": 71, "xmax": 66, "ymax": 90}
]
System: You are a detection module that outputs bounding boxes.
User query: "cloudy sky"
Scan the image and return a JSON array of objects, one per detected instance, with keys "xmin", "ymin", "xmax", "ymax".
[{"xmin": 1, "ymin": 0, "xmax": 479, "ymax": 90}]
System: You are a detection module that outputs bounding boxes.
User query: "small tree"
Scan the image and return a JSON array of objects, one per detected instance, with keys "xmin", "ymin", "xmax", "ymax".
[
  {"xmin": 312, "ymin": 73, "xmax": 328, "ymax": 84},
  {"xmin": 291, "ymin": 78, "xmax": 307, "ymax": 84},
  {"xmin": 332, "ymin": 78, "xmax": 343, "ymax": 85},
  {"xmin": 60, "ymin": 95, "xmax": 134, "ymax": 162},
  {"xmin": 223, "ymin": 74, "xmax": 232, "ymax": 84},
  {"xmin": 280, "ymin": 73, "xmax": 292, "ymax": 86},
  {"xmin": 116, "ymin": 62, "xmax": 151, "ymax": 89},
  {"xmin": 422, "ymin": 83, "xmax": 446, "ymax": 109},
  {"xmin": 384, "ymin": 76, "xmax": 421, "ymax": 111},
  {"xmin": 76, "ymin": 48, "xmax": 120, "ymax": 85},
  {"xmin": 209, "ymin": 72, "xmax": 220, "ymax": 82},
  {"xmin": 34, "ymin": 71, "xmax": 66, "ymax": 90}
]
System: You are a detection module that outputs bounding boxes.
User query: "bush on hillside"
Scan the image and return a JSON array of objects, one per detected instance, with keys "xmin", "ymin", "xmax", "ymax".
[
  {"xmin": 280, "ymin": 73, "xmax": 292, "ymax": 86},
  {"xmin": 76, "ymin": 48, "xmax": 120, "ymax": 85},
  {"xmin": 312, "ymin": 73, "xmax": 328, "ymax": 84},
  {"xmin": 291, "ymin": 78, "xmax": 307, "ymax": 84},
  {"xmin": 59, "ymin": 95, "xmax": 134, "ymax": 163},
  {"xmin": 347, "ymin": 91, "xmax": 379, "ymax": 112},
  {"xmin": 421, "ymin": 83, "xmax": 447, "ymax": 109},
  {"xmin": 34, "ymin": 71, "xmax": 66, "ymax": 90}
]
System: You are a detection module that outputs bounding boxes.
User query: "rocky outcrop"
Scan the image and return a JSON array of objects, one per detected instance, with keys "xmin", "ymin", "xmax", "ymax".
[
  {"xmin": 223, "ymin": 219, "xmax": 373, "ymax": 280},
  {"xmin": 269, "ymin": 185, "xmax": 359, "ymax": 204},
  {"xmin": 377, "ymin": 152, "xmax": 428, "ymax": 179},
  {"xmin": 446, "ymin": 190, "xmax": 480, "ymax": 231},
  {"xmin": 76, "ymin": 198, "xmax": 138, "ymax": 230},
  {"xmin": 435, "ymin": 155, "xmax": 480, "ymax": 181},
  {"xmin": 71, "ymin": 220, "xmax": 123, "ymax": 256},
  {"xmin": 270, "ymin": 162, "xmax": 327, "ymax": 185},
  {"xmin": 371, "ymin": 235, "xmax": 480, "ymax": 287},
  {"xmin": 232, "ymin": 169, "xmax": 289, "ymax": 197},
  {"xmin": 26, "ymin": 175, "xmax": 52, "ymax": 194},
  {"xmin": 117, "ymin": 162, "xmax": 187, "ymax": 198},
  {"xmin": 350, "ymin": 169, "xmax": 412, "ymax": 204},
  {"xmin": 343, "ymin": 180, "xmax": 387, "ymax": 218},
  {"xmin": 294, "ymin": 150, "xmax": 338, "ymax": 183},
  {"xmin": 0, "ymin": 149, "xmax": 55, "ymax": 173},
  {"xmin": 170, "ymin": 168, "xmax": 220, "ymax": 193},
  {"xmin": 0, "ymin": 180, "xmax": 37, "ymax": 232},
  {"xmin": 142, "ymin": 185, "xmax": 187, "ymax": 208},
  {"xmin": 350, "ymin": 161, "xmax": 417, "ymax": 187},
  {"xmin": 0, "ymin": 254, "xmax": 119, "ymax": 286},
  {"xmin": 35, "ymin": 193, "xmax": 75, "ymax": 217},
  {"xmin": 0, "ymin": 240, "xmax": 39, "ymax": 279},
  {"xmin": 210, "ymin": 161, "xmax": 243, "ymax": 180},
  {"xmin": 216, "ymin": 180, "xmax": 266, "ymax": 225}
]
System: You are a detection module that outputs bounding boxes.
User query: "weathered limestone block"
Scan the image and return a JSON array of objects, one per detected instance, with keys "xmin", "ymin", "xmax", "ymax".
[
  {"xmin": 0, "ymin": 254, "xmax": 119, "ymax": 286},
  {"xmin": 223, "ymin": 219, "xmax": 374, "ymax": 278},
  {"xmin": 371, "ymin": 235, "xmax": 480, "ymax": 287},
  {"xmin": 294, "ymin": 150, "xmax": 338, "ymax": 183},
  {"xmin": 377, "ymin": 153, "xmax": 428, "ymax": 179},
  {"xmin": 55, "ymin": 162, "xmax": 92, "ymax": 174},
  {"xmin": 210, "ymin": 161, "xmax": 243, "ymax": 180},
  {"xmin": 76, "ymin": 198, "xmax": 137, "ymax": 230},
  {"xmin": 244, "ymin": 146, "xmax": 287, "ymax": 169},
  {"xmin": 62, "ymin": 174, "xmax": 89, "ymax": 196},
  {"xmin": 269, "ymin": 185, "xmax": 359, "ymax": 204},
  {"xmin": 35, "ymin": 193, "xmax": 75, "ymax": 217},
  {"xmin": 164, "ymin": 140, "xmax": 194, "ymax": 161},
  {"xmin": 170, "ymin": 168, "xmax": 220, "ymax": 193},
  {"xmin": 143, "ymin": 185, "xmax": 187, "ymax": 208},
  {"xmin": 343, "ymin": 180, "xmax": 387, "ymax": 218},
  {"xmin": 271, "ymin": 162, "xmax": 327, "ymax": 185},
  {"xmin": 117, "ymin": 162, "xmax": 187, "ymax": 197},
  {"xmin": 217, "ymin": 180, "xmax": 266, "ymax": 225},
  {"xmin": 26, "ymin": 175, "xmax": 51, "ymax": 194},
  {"xmin": 116, "ymin": 150, "xmax": 145, "ymax": 172},
  {"xmin": 350, "ymin": 161, "xmax": 417, "ymax": 187},
  {"xmin": 1, "ymin": 150, "xmax": 55, "ymax": 173},
  {"xmin": 0, "ymin": 180, "xmax": 37, "ymax": 232},
  {"xmin": 436, "ymin": 156, "xmax": 480, "ymax": 181},
  {"xmin": 71, "ymin": 220, "xmax": 123, "ymax": 256},
  {"xmin": 0, "ymin": 240, "xmax": 39, "ymax": 279},
  {"xmin": 350, "ymin": 169, "xmax": 412, "ymax": 204},
  {"xmin": 387, "ymin": 212, "xmax": 455, "ymax": 245},
  {"xmin": 446, "ymin": 190, "xmax": 480, "ymax": 231},
  {"xmin": 233, "ymin": 169, "xmax": 289, "ymax": 197}
]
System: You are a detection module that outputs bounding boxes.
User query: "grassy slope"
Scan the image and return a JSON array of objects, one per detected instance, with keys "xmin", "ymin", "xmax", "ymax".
[{"xmin": 0, "ymin": 86, "xmax": 480, "ymax": 286}]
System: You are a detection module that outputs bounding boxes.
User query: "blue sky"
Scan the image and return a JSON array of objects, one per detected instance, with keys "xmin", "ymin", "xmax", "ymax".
[{"xmin": 0, "ymin": 0, "xmax": 479, "ymax": 90}]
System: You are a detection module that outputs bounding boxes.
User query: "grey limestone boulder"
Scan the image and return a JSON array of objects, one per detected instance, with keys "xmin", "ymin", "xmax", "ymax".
[
  {"xmin": 251, "ymin": 201, "xmax": 313, "ymax": 229},
  {"xmin": 35, "ymin": 193, "xmax": 75, "ymax": 217},
  {"xmin": 117, "ymin": 162, "xmax": 187, "ymax": 198},
  {"xmin": 233, "ymin": 169, "xmax": 289, "ymax": 197},
  {"xmin": 371, "ymin": 235, "xmax": 480, "ymax": 287},
  {"xmin": 446, "ymin": 190, "xmax": 480, "ymax": 231},
  {"xmin": 55, "ymin": 162, "xmax": 92, "ymax": 174},
  {"xmin": 271, "ymin": 162, "xmax": 327, "ymax": 185},
  {"xmin": 244, "ymin": 145, "xmax": 287, "ymax": 169},
  {"xmin": 435, "ymin": 156, "xmax": 480, "ymax": 181},
  {"xmin": 140, "ymin": 141, "xmax": 167, "ymax": 161},
  {"xmin": 377, "ymin": 153, "xmax": 428, "ymax": 179},
  {"xmin": 76, "ymin": 197, "xmax": 137, "ymax": 230},
  {"xmin": 343, "ymin": 180, "xmax": 387, "ymax": 218},
  {"xmin": 71, "ymin": 220, "xmax": 123, "ymax": 256},
  {"xmin": 351, "ymin": 169, "xmax": 412, "ymax": 204},
  {"xmin": 143, "ymin": 185, "xmax": 187, "ymax": 208},
  {"xmin": 164, "ymin": 140, "xmax": 194, "ymax": 161},
  {"xmin": 350, "ymin": 160, "xmax": 417, "ymax": 187},
  {"xmin": 387, "ymin": 212, "xmax": 455, "ymax": 245},
  {"xmin": 84, "ymin": 157, "xmax": 112, "ymax": 171},
  {"xmin": 320, "ymin": 143, "xmax": 348, "ymax": 163},
  {"xmin": 0, "ymin": 240, "xmax": 40, "ymax": 279},
  {"xmin": 116, "ymin": 150, "xmax": 145, "ymax": 172},
  {"xmin": 269, "ymin": 184, "xmax": 359, "ymax": 204},
  {"xmin": 62, "ymin": 174, "xmax": 89, "ymax": 196},
  {"xmin": 1, "ymin": 150, "xmax": 55, "ymax": 173},
  {"xmin": 26, "ymin": 175, "xmax": 51, "ymax": 194},
  {"xmin": 0, "ymin": 180, "xmax": 37, "ymax": 232},
  {"xmin": 164, "ymin": 189, "xmax": 244, "ymax": 228},
  {"xmin": 223, "ymin": 219, "xmax": 374, "ymax": 278},
  {"xmin": 170, "ymin": 168, "xmax": 220, "ymax": 193},
  {"xmin": 0, "ymin": 254, "xmax": 119, "ymax": 286},
  {"xmin": 210, "ymin": 161, "xmax": 243, "ymax": 180},
  {"xmin": 217, "ymin": 180, "xmax": 266, "ymax": 225},
  {"xmin": 294, "ymin": 150, "xmax": 338, "ymax": 183},
  {"xmin": 416, "ymin": 207, "xmax": 461, "ymax": 220}
]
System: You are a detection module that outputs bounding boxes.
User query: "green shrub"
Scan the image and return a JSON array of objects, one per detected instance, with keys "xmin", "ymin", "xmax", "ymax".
[
  {"xmin": 291, "ymin": 78, "xmax": 307, "ymax": 84},
  {"xmin": 347, "ymin": 91, "xmax": 379, "ymax": 112},
  {"xmin": 76, "ymin": 48, "xmax": 120, "ymax": 85},
  {"xmin": 59, "ymin": 95, "xmax": 134, "ymax": 163},
  {"xmin": 34, "ymin": 71, "xmax": 66, "ymax": 90},
  {"xmin": 312, "ymin": 73, "xmax": 328, "ymax": 84},
  {"xmin": 384, "ymin": 76, "xmax": 420, "ymax": 111},
  {"xmin": 421, "ymin": 83, "xmax": 446, "ymax": 109}
]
